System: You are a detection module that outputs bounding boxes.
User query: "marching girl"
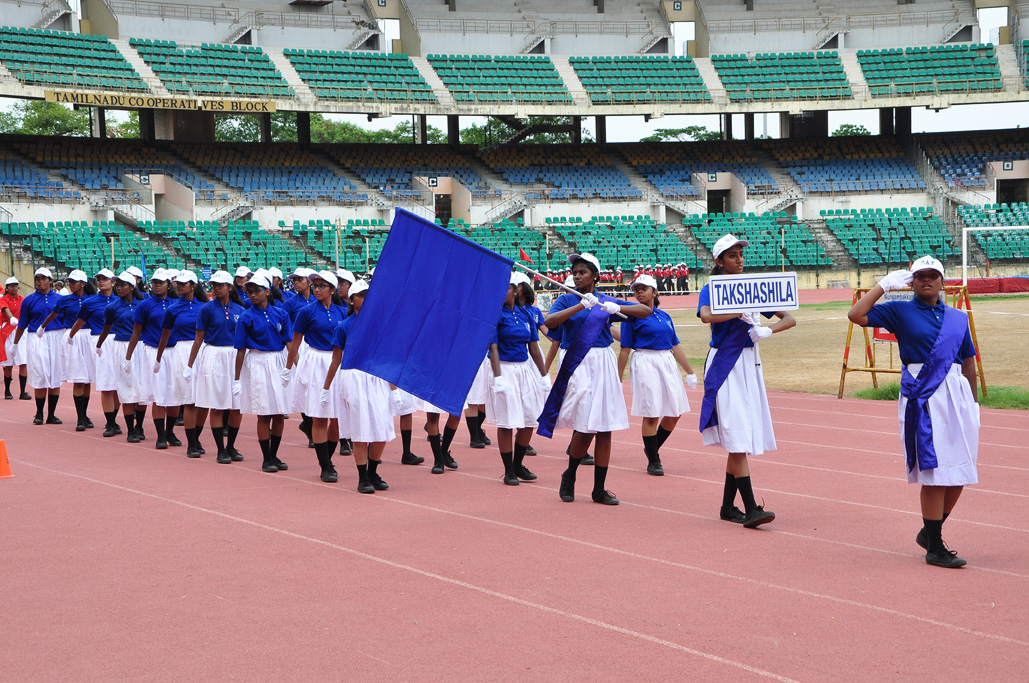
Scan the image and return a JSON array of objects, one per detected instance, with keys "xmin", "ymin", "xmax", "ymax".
[
  {"xmin": 185, "ymin": 271, "xmax": 246, "ymax": 464},
  {"xmin": 1, "ymin": 276, "xmax": 30, "ymax": 401},
  {"xmin": 487, "ymin": 274, "xmax": 548, "ymax": 485},
  {"xmin": 125, "ymin": 269, "xmax": 176, "ymax": 448},
  {"xmin": 514, "ymin": 272, "xmax": 550, "ymax": 456},
  {"xmin": 333, "ymin": 269, "xmax": 356, "ymax": 456},
  {"xmin": 68, "ymin": 269, "xmax": 119, "ymax": 436},
  {"xmin": 233, "ymin": 272, "xmax": 293, "ymax": 473},
  {"xmin": 544, "ymin": 253, "xmax": 652, "ymax": 505},
  {"xmin": 848, "ymin": 256, "xmax": 979, "ymax": 569},
  {"xmin": 464, "ymin": 354, "xmax": 492, "ymax": 449},
  {"xmin": 284, "ymin": 270, "xmax": 347, "ymax": 483},
  {"xmin": 697, "ymin": 234, "xmax": 795, "ymax": 528},
  {"xmin": 156, "ymin": 271, "xmax": 208, "ymax": 457},
  {"xmin": 95, "ymin": 272, "xmax": 146, "ymax": 441},
  {"xmin": 284, "ymin": 267, "xmax": 317, "ymax": 448},
  {"xmin": 321, "ymin": 279, "xmax": 395, "ymax": 493},
  {"xmin": 12, "ymin": 268, "xmax": 66, "ymax": 425},
  {"xmin": 617, "ymin": 273, "xmax": 698, "ymax": 476},
  {"xmin": 233, "ymin": 266, "xmax": 253, "ymax": 308},
  {"xmin": 37, "ymin": 270, "xmax": 95, "ymax": 431}
]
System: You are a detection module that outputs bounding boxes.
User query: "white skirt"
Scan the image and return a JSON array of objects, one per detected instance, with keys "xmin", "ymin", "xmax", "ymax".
[
  {"xmin": 554, "ymin": 346, "xmax": 628, "ymax": 434},
  {"xmin": 629, "ymin": 349, "xmax": 690, "ymax": 418},
  {"xmin": 167, "ymin": 343, "xmax": 195, "ymax": 406},
  {"xmin": 150, "ymin": 345, "xmax": 178, "ymax": 407},
  {"xmin": 2, "ymin": 331, "xmax": 28, "ymax": 366},
  {"xmin": 339, "ymin": 368, "xmax": 395, "ymax": 443},
  {"xmin": 417, "ymin": 396, "xmax": 466, "ymax": 415},
  {"xmin": 95, "ymin": 336, "xmax": 118, "ymax": 392},
  {"xmin": 465, "ymin": 355, "xmax": 491, "ymax": 405},
  {"xmin": 63, "ymin": 330, "xmax": 96, "ymax": 384},
  {"xmin": 131, "ymin": 344, "xmax": 157, "ymax": 404},
  {"xmin": 108, "ymin": 339, "xmax": 146, "ymax": 404},
  {"xmin": 27, "ymin": 329, "xmax": 66, "ymax": 390},
  {"xmin": 486, "ymin": 359, "xmax": 545, "ymax": 430},
  {"xmin": 194, "ymin": 344, "xmax": 240, "ymax": 411},
  {"xmin": 899, "ymin": 363, "xmax": 979, "ymax": 486},
  {"xmin": 290, "ymin": 345, "xmax": 338, "ymax": 419},
  {"xmin": 701, "ymin": 346, "xmax": 776, "ymax": 455},
  {"xmin": 390, "ymin": 387, "xmax": 418, "ymax": 416},
  {"xmin": 240, "ymin": 349, "xmax": 289, "ymax": 416}
]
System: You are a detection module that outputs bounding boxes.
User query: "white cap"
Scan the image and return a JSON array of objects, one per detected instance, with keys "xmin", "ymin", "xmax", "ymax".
[
  {"xmin": 34, "ymin": 267, "xmax": 53, "ymax": 279},
  {"xmin": 126, "ymin": 266, "xmax": 144, "ymax": 279},
  {"xmin": 174, "ymin": 270, "xmax": 198, "ymax": 284},
  {"xmin": 67, "ymin": 270, "xmax": 88, "ymax": 283},
  {"xmin": 510, "ymin": 272, "xmax": 531, "ymax": 287},
  {"xmin": 568, "ymin": 252, "xmax": 601, "ymax": 272},
  {"xmin": 150, "ymin": 268, "xmax": 172, "ymax": 281},
  {"xmin": 564, "ymin": 274, "xmax": 575, "ymax": 287},
  {"xmin": 95, "ymin": 268, "xmax": 115, "ymax": 280},
  {"xmin": 208, "ymin": 270, "xmax": 234, "ymax": 285},
  {"xmin": 349, "ymin": 279, "xmax": 369, "ymax": 297},
  {"xmin": 631, "ymin": 274, "xmax": 658, "ymax": 290},
  {"xmin": 289, "ymin": 267, "xmax": 314, "ymax": 280},
  {"xmin": 5, "ymin": 276, "xmax": 20, "ymax": 286},
  {"xmin": 910, "ymin": 255, "xmax": 945, "ymax": 278},
  {"xmin": 246, "ymin": 273, "xmax": 272, "ymax": 290},
  {"xmin": 166, "ymin": 268, "xmax": 180, "ymax": 278},
  {"xmin": 253, "ymin": 268, "xmax": 271, "ymax": 281},
  {"xmin": 335, "ymin": 269, "xmax": 356, "ymax": 284},
  {"xmin": 234, "ymin": 266, "xmax": 253, "ymax": 278},
  {"xmin": 268, "ymin": 267, "xmax": 283, "ymax": 280},
  {"xmin": 309, "ymin": 270, "xmax": 339, "ymax": 289},
  {"xmin": 116, "ymin": 271, "xmax": 137, "ymax": 286},
  {"xmin": 712, "ymin": 233, "xmax": 750, "ymax": 259}
]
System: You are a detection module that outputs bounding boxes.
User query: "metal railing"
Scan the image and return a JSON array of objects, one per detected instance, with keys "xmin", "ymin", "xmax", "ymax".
[{"xmin": 109, "ymin": 1, "xmax": 239, "ymax": 23}]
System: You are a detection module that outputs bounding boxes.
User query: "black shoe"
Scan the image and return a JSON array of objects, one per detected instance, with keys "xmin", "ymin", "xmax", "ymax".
[
  {"xmin": 915, "ymin": 528, "xmax": 928, "ymax": 550},
  {"xmin": 340, "ymin": 440, "xmax": 352, "ymax": 456},
  {"xmin": 135, "ymin": 427, "xmax": 146, "ymax": 441},
  {"xmin": 503, "ymin": 471, "xmax": 520, "ymax": 486},
  {"xmin": 113, "ymin": 424, "xmax": 123, "ymax": 435},
  {"xmin": 307, "ymin": 439, "xmax": 315, "ymax": 449},
  {"xmin": 166, "ymin": 433, "xmax": 182, "ymax": 447},
  {"xmin": 229, "ymin": 448, "xmax": 244, "ymax": 462},
  {"xmin": 3, "ymin": 391, "xmax": 11, "ymax": 400},
  {"xmin": 742, "ymin": 506, "xmax": 776, "ymax": 528},
  {"xmin": 444, "ymin": 452, "xmax": 458, "ymax": 470},
  {"xmin": 515, "ymin": 465, "xmax": 537, "ymax": 481},
  {"xmin": 647, "ymin": 459, "xmax": 664, "ymax": 476},
  {"xmin": 274, "ymin": 459, "xmax": 288, "ymax": 471},
  {"xmin": 75, "ymin": 421, "xmax": 86, "ymax": 432},
  {"xmin": 127, "ymin": 430, "xmax": 140, "ymax": 444},
  {"xmin": 298, "ymin": 420, "xmax": 312, "ymax": 438},
  {"xmin": 175, "ymin": 416, "xmax": 184, "ymax": 427},
  {"xmin": 559, "ymin": 470, "xmax": 575, "ymax": 502},
  {"xmin": 524, "ymin": 445, "xmax": 537, "ymax": 456},
  {"xmin": 186, "ymin": 445, "xmax": 202, "ymax": 458},
  {"xmin": 216, "ymin": 451, "xmax": 232, "ymax": 464},
  {"xmin": 33, "ymin": 415, "xmax": 43, "ymax": 425},
  {"xmin": 592, "ymin": 490, "xmax": 619, "ymax": 506},
  {"xmin": 103, "ymin": 425, "xmax": 119, "ymax": 437},
  {"xmin": 481, "ymin": 433, "xmax": 491, "ymax": 446},
  {"xmin": 925, "ymin": 546, "xmax": 967, "ymax": 568},
  {"xmin": 401, "ymin": 451, "xmax": 425, "ymax": 465},
  {"xmin": 262, "ymin": 462, "xmax": 279, "ymax": 473},
  {"xmin": 156, "ymin": 439, "xmax": 168, "ymax": 450},
  {"xmin": 469, "ymin": 436, "xmax": 486, "ymax": 449},
  {"xmin": 84, "ymin": 418, "xmax": 94, "ymax": 429},
  {"xmin": 357, "ymin": 477, "xmax": 375, "ymax": 494},
  {"xmin": 320, "ymin": 467, "xmax": 338, "ymax": 483},
  {"xmin": 19, "ymin": 392, "xmax": 31, "ymax": 400},
  {"xmin": 580, "ymin": 453, "xmax": 594, "ymax": 466},
  {"xmin": 719, "ymin": 506, "xmax": 746, "ymax": 524},
  {"xmin": 431, "ymin": 460, "xmax": 445, "ymax": 474},
  {"xmin": 196, "ymin": 443, "xmax": 206, "ymax": 455},
  {"xmin": 46, "ymin": 416, "xmax": 62, "ymax": 425},
  {"xmin": 369, "ymin": 472, "xmax": 389, "ymax": 490}
]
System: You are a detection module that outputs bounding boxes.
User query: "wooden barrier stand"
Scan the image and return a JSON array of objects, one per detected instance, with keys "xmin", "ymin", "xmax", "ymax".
[{"xmin": 838, "ymin": 285, "xmax": 987, "ymax": 399}]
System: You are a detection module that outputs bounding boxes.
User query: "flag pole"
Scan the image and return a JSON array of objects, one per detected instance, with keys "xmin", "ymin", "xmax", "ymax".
[{"xmin": 512, "ymin": 262, "xmax": 627, "ymax": 320}]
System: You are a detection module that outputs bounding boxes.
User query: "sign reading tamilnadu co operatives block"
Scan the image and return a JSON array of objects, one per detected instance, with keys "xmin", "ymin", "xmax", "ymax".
[
  {"xmin": 45, "ymin": 91, "xmax": 276, "ymax": 112},
  {"xmin": 708, "ymin": 272, "xmax": 799, "ymax": 314}
]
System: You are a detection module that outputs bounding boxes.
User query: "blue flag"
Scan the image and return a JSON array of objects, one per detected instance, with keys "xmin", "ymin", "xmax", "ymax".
[
  {"xmin": 140, "ymin": 253, "xmax": 148, "ymax": 282},
  {"xmin": 340, "ymin": 209, "xmax": 513, "ymax": 416}
]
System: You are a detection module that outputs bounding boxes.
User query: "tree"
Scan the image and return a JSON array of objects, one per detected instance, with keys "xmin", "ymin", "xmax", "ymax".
[
  {"xmin": 0, "ymin": 100, "xmax": 90, "ymax": 136},
  {"xmin": 107, "ymin": 110, "xmax": 140, "ymax": 138},
  {"xmin": 639, "ymin": 125, "xmax": 722, "ymax": 142},
  {"xmin": 460, "ymin": 116, "xmax": 593, "ymax": 147},
  {"xmin": 832, "ymin": 124, "xmax": 872, "ymax": 137},
  {"xmin": 214, "ymin": 112, "xmax": 298, "ymax": 142}
]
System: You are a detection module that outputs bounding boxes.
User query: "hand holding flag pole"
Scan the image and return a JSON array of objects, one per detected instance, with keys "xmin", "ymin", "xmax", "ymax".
[{"xmin": 511, "ymin": 262, "xmax": 628, "ymax": 320}]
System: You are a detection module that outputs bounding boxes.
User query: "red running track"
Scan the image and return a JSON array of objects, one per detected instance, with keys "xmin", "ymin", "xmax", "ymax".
[{"xmin": 0, "ymin": 385, "xmax": 1025, "ymax": 682}]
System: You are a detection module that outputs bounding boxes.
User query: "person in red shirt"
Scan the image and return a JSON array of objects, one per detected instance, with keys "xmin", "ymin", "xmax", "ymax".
[{"xmin": 1, "ymin": 277, "xmax": 29, "ymax": 400}]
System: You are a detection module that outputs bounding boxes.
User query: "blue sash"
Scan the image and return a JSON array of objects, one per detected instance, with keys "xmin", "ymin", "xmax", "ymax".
[
  {"xmin": 899, "ymin": 307, "xmax": 968, "ymax": 472},
  {"xmin": 536, "ymin": 292, "xmax": 619, "ymax": 439},
  {"xmin": 697, "ymin": 318, "xmax": 751, "ymax": 433}
]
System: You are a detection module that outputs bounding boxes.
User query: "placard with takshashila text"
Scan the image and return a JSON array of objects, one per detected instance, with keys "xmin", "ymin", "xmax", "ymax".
[
  {"xmin": 707, "ymin": 272, "xmax": 799, "ymax": 313},
  {"xmin": 45, "ymin": 90, "xmax": 276, "ymax": 112}
]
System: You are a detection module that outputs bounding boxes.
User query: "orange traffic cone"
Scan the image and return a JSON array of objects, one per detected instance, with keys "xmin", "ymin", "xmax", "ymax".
[{"xmin": 0, "ymin": 440, "xmax": 13, "ymax": 478}]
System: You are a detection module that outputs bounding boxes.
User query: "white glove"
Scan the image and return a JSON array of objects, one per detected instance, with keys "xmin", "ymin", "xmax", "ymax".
[
  {"xmin": 66, "ymin": 334, "xmax": 74, "ymax": 345},
  {"xmin": 152, "ymin": 360, "xmax": 161, "ymax": 374},
  {"xmin": 319, "ymin": 388, "xmax": 331, "ymax": 406},
  {"xmin": 580, "ymin": 293, "xmax": 599, "ymax": 309},
  {"xmin": 280, "ymin": 367, "xmax": 292, "ymax": 388},
  {"xmin": 601, "ymin": 301, "xmax": 621, "ymax": 315},
  {"xmin": 232, "ymin": 380, "xmax": 242, "ymax": 396},
  {"xmin": 878, "ymin": 269, "xmax": 913, "ymax": 293},
  {"xmin": 95, "ymin": 345, "xmax": 102, "ymax": 357},
  {"xmin": 493, "ymin": 375, "xmax": 510, "ymax": 395},
  {"xmin": 686, "ymin": 373, "xmax": 698, "ymax": 389},
  {"xmin": 974, "ymin": 402, "xmax": 981, "ymax": 427},
  {"xmin": 182, "ymin": 366, "xmax": 193, "ymax": 381},
  {"xmin": 539, "ymin": 373, "xmax": 552, "ymax": 393},
  {"xmin": 391, "ymin": 389, "xmax": 403, "ymax": 410},
  {"xmin": 741, "ymin": 312, "xmax": 762, "ymax": 326},
  {"xmin": 749, "ymin": 326, "xmax": 773, "ymax": 343},
  {"xmin": 8, "ymin": 317, "xmax": 16, "ymax": 326},
  {"xmin": 121, "ymin": 358, "xmax": 133, "ymax": 374},
  {"xmin": 35, "ymin": 326, "xmax": 44, "ymax": 338}
]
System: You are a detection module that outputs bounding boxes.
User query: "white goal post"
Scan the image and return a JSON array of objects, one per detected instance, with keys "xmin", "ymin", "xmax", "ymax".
[{"xmin": 961, "ymin": 225, "xmax": 1028, "ymax": 286}]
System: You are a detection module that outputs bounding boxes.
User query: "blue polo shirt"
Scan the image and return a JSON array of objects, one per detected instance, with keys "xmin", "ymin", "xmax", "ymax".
[
  {"xmin": 103, "ymin": 298, "xmax": 141, "ymax": 341},
  {"xmin": 548, "ymin": 292, "xmax": 630, "ymax": 350},
  {"xmin": 235, "ymin": 286, "xmax": 252, "ymax": 309},
  {"xmin": 78, "ymin": 293, "xmax": 116, "ymax": 335},
  {"xmin": 234, "ymin": 303, "xmax": 292, "ymax": 352},
  {"xmin": 133, "ymin": 295, "xmax": 175, "ymax": 348},
  {"xmin": 331, "ymin": 314, "xmax": 357, "ymax": 351},
  {"xmin": 293, "ymin": 301, "xmax": 348, "ymax": 352},
  {"xmin": 283, "ymin": 291, "xmax": 316, "ymax": 323},
  {"xmin": 52, "ymin": 292, "xmax": 88, "ymax": 329},
  {"xmin": 491, "ymin": 306, "xmax": 539, "ymax": 363},
  {"xmin": 17, "ymin": 290, "xmax": 62, "ymax": 332},
  {"xmin": 621, "ymin": 307, "xmax": 679, "ymax": 350},
  {"xmin": 865, "ymin": 297, "xmax": 976, "ymax": 365},
  {"xmin": 196, "ymin": 299, "xmax": 246, "ymax": 347},
  {"xmin": 161, "ymin": 298, "xmax": 204, "ymax": 346},
  {"xmin": 697, "ymin": 284, "xmax": 773, "ymax": 348}
]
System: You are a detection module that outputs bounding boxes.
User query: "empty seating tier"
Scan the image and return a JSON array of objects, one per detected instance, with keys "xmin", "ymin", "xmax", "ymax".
[
  {"xmin": 711, "ymin": 51, "xmax": 851, "ymax": 101},
  {"xmin": 546, "ymin": 215, "xmax": 698, "ymax": 271},
  {"xmin": 763, "ymin": 138, "xmax": 924, "ymax": 193},
  {"xmin": 919, "ymin": 131, "xmax": 1029, "ymax": 189},
  {"xmin": 427, "ymin": 54, "xmax": 572, "ymax": 104},
  {"xmin": 0, "ymin": 26, "xmax": 147, "ymax": 91},
  {"xmin": 8, "ymin": 220, "xmax": 179, "ymax": 277},
  {"xmin": 621, "ymin": 142, "xmax": 778, "ymax": 196},
  {"xmin": 957, "ymin": 204, "xmax": 1029, "ymax": 260},
  {"xmin": 284, "ymin": 49, "xmax": 436, "ymax": 102},
  {"xmin": 687, "ymin": 212, "xmax": 829, "ymax": 268},
  {"xmin": 291, "ymin": 218, "xmax": 390, "ymax": 271},
  {"xmin": 130, "ymin": 39, "xmax": 293, "ymax": 98},
  {"xmin": 478, "ymin": 146, "xmax": 641, "ymax": 199},
  {"xmin": 821, "ymin": 207, "xmax": 953, "ymax": 265},
  {"xmin": 326, "ymin": 144, "xmax": 482, "ymax": 197},
  {"xmin": 569, "ymin": 55, "xmax": 710, "ymax": 104},
  {"xmin": 460, "ymin": 218, "xmax": 548, "ymax": 266},
  {"xmin": 0, "ymin": 149, "xmax": 77, "ymax": 201},
  {"xmin": 858, "ymin": 43, "xmax": 1001, "ymax": 96}
]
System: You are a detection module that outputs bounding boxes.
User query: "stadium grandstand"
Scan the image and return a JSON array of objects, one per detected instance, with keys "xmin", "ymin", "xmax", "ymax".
[{"xmin": 1, "ymin": 0, "xmax": 1028, "ymax": 290}]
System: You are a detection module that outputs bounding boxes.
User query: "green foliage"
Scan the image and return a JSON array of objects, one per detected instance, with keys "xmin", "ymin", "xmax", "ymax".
[
  {"xmin": 831, "ymin": 124, "xmax": 872, "ymax": 137},
  {"xmin": 851, "ymin": 382, "xmax": 901, "ymax": 401},
  {"xmin": 461, "ymin": 116, "xmax": 593, "ymax": 147},
  {"xmin": 0, "ymin": 100, "xmax": 90, "ymax": 136},
  {"xmin": 214, "ymin": 112, "xmax": 298, "ymax": 142},
  {"xmin": 852, "ymin": 383, "xmax": 1027, "ymax": 409},
  {"xmin": 639, "ymin": 125, "xmax": 722, "ymax": 142},
  {"xmin": 107, "ymin": 110, "xmax": 140, "ymax": 138}
]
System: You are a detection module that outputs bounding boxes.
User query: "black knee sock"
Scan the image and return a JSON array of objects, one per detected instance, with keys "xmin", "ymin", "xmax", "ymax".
[
  {"xmin": 165, "ymin": 417, "xmax": 177, "ymax": 442},
  {"xmin": 477, "ymin": 411, "xmax": 487, "ymax": 438},
  {"xmin": 135, "ymin": 408, "xmax": 147, "ymax": 434},
  {"xmin": 656, "ymin": 426, "xmax": 672, "ymax": 449},
  {"xmin": 592, "ymin": 465, "xmax": 609, "ymax": 496},
  {"xmin": 923, "ymin": 518, "xmax": 945, "ymax": 554},
  {"xmin": 736, "ymin": 475, "xmax": 757, "ymax": 514},
  {"xmin": 47, "ymin": 393, "xmax": 59, "ymax": 418},
  {"xmin": 441, "ymin": 425, "xmax": 457, "ymax": 453},
  {"xmin": 226, "ymin": 426, "xmax": 239, "ymax": 451},
  {"xmin": 500, "ymin": 450, "xmax": 514, "ymax": 474},
  {"xmin": 19, "ymin": 374, "xmax": 27, "ymax": 394},
  {"xmin": 465, "ymin": 416, "xmax": 478, "ymax": 440},
  {"xmin": 567, "ymin": 454, "xmax": 582, "ymax": 475},
  {"xmin": 153, "ymin": 417, "xmax": 166, "ymax": 441},
  {"xmin": 184, "ymin": 427, "xmax": 196, "ymax": 448},
  {"xmin": 259, "ymin": 438, "xmax": 272, "ymax": 464},
  {"xmin": 80, "ymin": 394, "xmax": 90, "ymax": 420},
  {"xmin": 368, "ymin": 458, "xmax": 380, "ymax": 478},
  {"xmin": 34, "ymin": 396, "xmax": 45, "ymax": 417},
  {"xmin": 513, "ymin": 442, "xmax": 527, "ymax": 470},
  {"xmin": 721, "ymin": 473, "xmax": 738, "ymax": 510},
  {"xmin": 104, "ymin": 410, "xmax": 119, "ymax": 429},
  {"xmin": 211, "ymin": 425, "xmax": 226, "ymax": 453},
  {"xmin": 314, "ymin": 442, "xmax": 327, "ymax": 470},
  {"xmin": 642, "ymin": 434, "xmax": 660, "ymax": 464},
  {"xmin": 3, "ymin": 376, "xmax": 10, "ymax": 393},
  {"xmin": 124, "ymin": 412, "xmax": 135, "ymax": 432},
  {"xmin": 356, "ymin": 462, "xmax": 368, "ymax": 481},
  {"xmin": 401, "ymin": 428, "xmax": 412, "ymax": 454},
  {"xmin": 428, "ymin": 434, "xmax": 442, "ymax": 464},
  {"xmin": 270, "ymin": 434, "xmax": 282, "ymax": 459},
  {"xmin": 328, "ymin": 440, "xmax": 339, "ymax": 457},
  {"xmin": 73, "ymin": 395, "xmax": 85, "ymax": 422}
]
